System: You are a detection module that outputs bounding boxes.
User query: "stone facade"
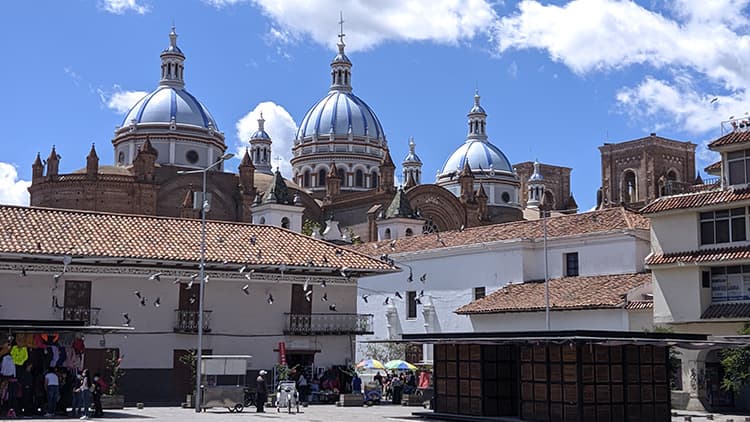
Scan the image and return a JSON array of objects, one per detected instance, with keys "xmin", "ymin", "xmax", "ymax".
[
  {"xmin": 598, "ymin": 133, "xmax": 696, "ymax": 209},
  {"xmin": 515, "ymin": 161, "xmax": 576, "ymax": 213}
]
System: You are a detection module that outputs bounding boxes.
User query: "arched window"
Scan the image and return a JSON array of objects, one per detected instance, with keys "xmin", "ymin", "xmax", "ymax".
[
  {"xmin": 339, "ymin": 167, "xmax": 348, "ymax": 187},
  {"xmin": 622, "ymin": 170, "xmax": 637, "ymax": 203},
  {"xmin": 543, "ymin": 190, "xmax": 555, "ymax": 209},
  {"xmin": 384, "ymin": 228, "xmax": 391, "ymax": 239},
  {"xmin": 666, "ymin": 170, "xmax": 678, "ymax": 181},
  {"xmin": 318, "ymin": 169, "xmax": 326, "ymax": 186},
  {"xmin": 303, "ymin": 171, "xmax": 311, "ymax": 188},
  {"xmin": 281, "ymin": 217, "xmax": 290, "ymax": 229},
  {"xmin": 371, "ymin": 172, "xmax": 378, "ymax": 189},
  {"xmin": 405, "ymin": 228, "xmax": 414, "ymax": 237},
  {"xmin": 259, "ymin": 217, "xmax": 266, "ymax": 225},
  {"xmin": 355, "ymin": 170, "xmax": 364, "ymax": 187}
]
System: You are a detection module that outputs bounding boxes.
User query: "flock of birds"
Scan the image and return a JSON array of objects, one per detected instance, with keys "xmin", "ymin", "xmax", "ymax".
[{"xmin": 18, "ymin": 241, "xmax": 430, "ymax": 329}]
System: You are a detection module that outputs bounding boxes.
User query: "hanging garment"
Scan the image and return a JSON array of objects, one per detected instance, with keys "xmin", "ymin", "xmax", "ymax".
[
  {"xmin": 9, "ymin": 346, "xmax": 28, "ymax": 366},
  {"xmin": 40, "ymin": 333, "xmax": 59, "ymax": 345},
  {"xmin": 72, "ymin": 337, "xmax": 85, "ymax": 355},
  {"xmin": 49, "ymin": 346, "xmax": 60, "ymax": 368},
  {"xmin": 14, "ymin": 334, "xmax": 33, "ymax": 348},
  {"xmin": 63, "ymin": 347, "xmax": 77, "ymax": 369},
  {"xmin": 58, "ymin": 332, "xmax": 75, "ymax": 348},
  {"xmin": 33, "ymin": 334, "xmax": 45, "ymax": 349},
  {"xmin": 1, "ymin": 355, "xmax": 15, "ymax": 377}
]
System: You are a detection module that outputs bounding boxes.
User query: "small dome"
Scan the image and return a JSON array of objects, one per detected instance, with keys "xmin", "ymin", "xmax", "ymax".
[
  {"xmin": 122, "ymin": 86, "xmax": 219, "ymax": 132},
  {"xmin": 296, "ymin": 91, "xmax": 385, "ymax": 141},
  {"xmin": 440, "ymin": 140, "xmax": 513, "ymax": 175},
  {"xmin": 251, "ymin": 128, "xmax": 271, "ymax": 141},
  {"xmin": 403, "ymin": 137, "xmax": 421, "ymax": 164}
]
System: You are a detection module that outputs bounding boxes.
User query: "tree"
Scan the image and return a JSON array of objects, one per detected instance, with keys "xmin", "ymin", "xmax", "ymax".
[
  {"xmin": 301, "ymin": 219, "xmax": 321, "ymax": 237},
  {"xmin": 178, "ymin": 349, "xmax": 198, "ymax": 392},
  {"xmin": 361, "ymin": 342, "xmax": 408, "ymax": 362},
  {"xmin": 105, "ymin": 350, "xmax": 124, "ymax": 395},
  {"xmin": 721, "ymin": 324, "xmax": 750, "ymax": 393}
]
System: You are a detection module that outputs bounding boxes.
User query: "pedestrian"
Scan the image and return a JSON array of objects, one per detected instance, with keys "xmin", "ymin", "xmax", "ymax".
[
  {"xmin": 351, "ymin": 372, "xmax": 362, "ymax": 395},
  {"xmin": 297, "ymin": 373, "xmax": 308, "ymax": 403},
  {"xmin": 255, "ymin": 370, "xmax": 267, "ymax": 413},
  {"xmin": 18, "ymin": 362, "xmax": 34, "ymax": 417},
  {"xmin": 78, "ymin": 369, "xmax": 92, "ymax": 420},
  {"xmin": 92, "ymin": 373, "xmax": 104, "ymax": 417},
  {"xmin": 71, "ymin": 372, "xmax": 83, "ymax": 417},
  {"xmin": 43, "ymin": 367, "xmax": 59, "ymax": 417}
]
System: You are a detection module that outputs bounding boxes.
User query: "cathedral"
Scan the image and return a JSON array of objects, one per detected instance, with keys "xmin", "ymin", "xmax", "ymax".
[{"xmin": 31, "ymin": 26, "xmax": 683, "ymax": 243}]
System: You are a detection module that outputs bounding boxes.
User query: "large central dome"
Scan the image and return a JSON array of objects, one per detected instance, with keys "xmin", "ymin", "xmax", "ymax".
[
  {"xmin": 122, "ymin": 86, "xmax": 219, "ymax": 130},
  {"xmin": 296, "ymin": 90, "xmax": 384, "ymax": 140}
]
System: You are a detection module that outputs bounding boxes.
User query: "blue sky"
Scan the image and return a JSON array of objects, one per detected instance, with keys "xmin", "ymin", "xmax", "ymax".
[{"xmin": 1, "ymin": 0, "xmax": 746, "ymax": 210}]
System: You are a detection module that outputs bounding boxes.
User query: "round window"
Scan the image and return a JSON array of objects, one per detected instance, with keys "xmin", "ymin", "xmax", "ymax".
[
  {"xmin": 501, "ymin": 192, "xmax": 511, "ymax": 203},
  {"xmin": 186, "ymin": 150, "xmax": 199, "ymax": 164}
]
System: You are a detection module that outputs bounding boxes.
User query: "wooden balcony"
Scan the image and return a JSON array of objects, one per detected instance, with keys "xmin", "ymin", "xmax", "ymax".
[
  {"xmin": 174, "ymin": 309, "xmax": 212, "ymax": 333},
  {"xmin": 284, "ymin": 313, "xmax": 374, "ymax": 336},
  {"xmin": 62, "ymin": 306, "xmax": 101, "ymax": 325}
]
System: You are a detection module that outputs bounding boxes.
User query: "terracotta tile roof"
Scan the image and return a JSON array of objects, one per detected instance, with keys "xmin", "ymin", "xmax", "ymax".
[
  {"xmin": 455, "ymin": 273, "xmax": 652, "ymax": 314},
  {"xmin": 350, "ymin": 207, "xmax": 649, "ymax": 256},
  {"xmin": 646, "ymin": 245, "xmax": 750, "ymax": 266},
  {"xmin": 708, "ymin": 130, "xmax": 750, "ymax": 148},
  {"xmin": 701, "ymin": 303, "xmax": 750, "ymax": 319},
  {"xmin": 640, "ymin": 187, "xmax": 750, "ymax": 214},
  {"xmin": 0, "ymin": 206, "xmax": 393, "ymax": 274},
  {"xmin": 704, "ymin": 161, "xmax": 721, "ymax": 173}
]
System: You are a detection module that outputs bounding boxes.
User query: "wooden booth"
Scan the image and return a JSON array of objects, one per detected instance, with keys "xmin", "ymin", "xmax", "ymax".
[{"xmin": 402, "ymin": 330, "xmax": 715, "ymax": 422}]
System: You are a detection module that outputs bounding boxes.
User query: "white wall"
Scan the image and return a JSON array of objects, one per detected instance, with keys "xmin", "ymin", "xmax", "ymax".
[
  {"xmin": 0, "ymin": 268, "xmax": 357, "ymax": 371},
  {"xmin": 652, "ymin": 267, "xmax": 704, "ymax": 324},
  {"xmin": 650, "ymin": 213, "xmax": 698, "ymax": 255},
  {"xmin": 468, "ymin": 309, "xmax": 653, "ymax": 332}
]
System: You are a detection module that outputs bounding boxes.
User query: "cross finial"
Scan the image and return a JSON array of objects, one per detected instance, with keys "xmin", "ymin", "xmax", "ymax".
[
  {"xmin": 273, "ymin": 155, "xmax": 283, "ymax": 169},
  {"xmin": 338, "ymin": 11, "xmax": 345, "ymax": 45}
]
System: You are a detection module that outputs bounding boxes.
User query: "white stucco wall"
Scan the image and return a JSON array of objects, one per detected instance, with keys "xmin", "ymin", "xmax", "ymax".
[
  {"xmin": 468, "ymin": 309, "xmax": 653, "ymax": 332},
  {"xmin": 652, "ymin": 267, "xmax": 704, "ymax": 324},
  {"xmin": 649, "ymin": 213, "xmax": 698, "ymax": 255},
  {"xmin": 0, "ymin": 269, "xmax": 358, "ymax": 371}
]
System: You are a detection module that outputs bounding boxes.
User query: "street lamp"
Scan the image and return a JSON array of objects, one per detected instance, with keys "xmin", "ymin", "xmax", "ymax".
[{"xmin": 177, "ymin": 152, "xmax": 234, "ymax": 412}]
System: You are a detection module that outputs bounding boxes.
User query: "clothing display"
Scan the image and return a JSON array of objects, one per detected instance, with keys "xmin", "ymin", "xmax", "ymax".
[
  {"xmin": 10, "ymin": 345, "xmax": 28, "ymax": 366},
  {"xmin": 1, "ymin": 355, "xmax": 15, "ymax": 377}
]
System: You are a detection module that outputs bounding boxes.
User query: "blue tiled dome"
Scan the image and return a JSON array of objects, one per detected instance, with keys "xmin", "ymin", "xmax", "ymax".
[
  {"xmin": 296, "ymin": 91, "xmax": 385, "ymax": 141},
  {"xmin": 122, "ymin": 86, "xmax": 219, "ymax": 132},
  {"xmin": 440, "ymin": 140, "xmax": 513, "ymax": 175}
]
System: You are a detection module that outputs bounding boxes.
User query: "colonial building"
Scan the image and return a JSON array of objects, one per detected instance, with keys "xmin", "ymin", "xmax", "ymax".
[
  {"xmin": 598, "ymin": 133, "xmax": 697, "ymax": 209},
  {"xmin": 351, "ymin": 205, "xmax": 652, "ymax": 363},
  {"xmin": 27, "ymin": 27, "xmax": 577, "ymax": 242},
  {"xmin": 641, "ymin": 119, "xmax": 750, "ymax": 411},
  {"xmin": 0, "ymin": 205, "xmax": 393, "ymax": 404}
]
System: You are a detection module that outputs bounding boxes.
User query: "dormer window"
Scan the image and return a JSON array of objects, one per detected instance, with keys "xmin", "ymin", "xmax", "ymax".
[{"xmin": 727, "ymin": 149, "xmax": 750, "ymax": 185}]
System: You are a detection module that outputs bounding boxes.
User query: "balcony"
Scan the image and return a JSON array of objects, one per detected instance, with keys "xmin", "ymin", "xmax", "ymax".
[
  {"xmin": 284, "ymin": 313, "xmax": 374, "ymax": 336},
  {"xmin": 62, "ymin": 307, "xmax": 101, "ymax": 325},
  {"xmin": 174, "ymin": 309, "xmax": 212, "ymax": 333}
]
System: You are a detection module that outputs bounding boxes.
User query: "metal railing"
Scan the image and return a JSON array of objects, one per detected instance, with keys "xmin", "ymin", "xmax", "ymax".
[
  {"xmin": 284, "ymin": 313, "xmax": 374, "ymax": 335},
  {"xmin": 174, "ymin": 309, "xmax": 212, "ymax": 333},
  {"xmin": 62, "ymin": 307, "xmax": 101, "ymax": 325}
]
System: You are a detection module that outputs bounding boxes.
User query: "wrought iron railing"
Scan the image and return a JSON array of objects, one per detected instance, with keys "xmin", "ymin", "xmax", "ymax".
[
  {"xmin": 62, "ymin": 307, "xmax": 101, "ymax": 325},
  {"xmin": 174, "ymin": 309, "xmax": 212, "ymax": 333},
  {"xmin": 284, "ymin": 313, "xmax": 374, "ymax": 335}
]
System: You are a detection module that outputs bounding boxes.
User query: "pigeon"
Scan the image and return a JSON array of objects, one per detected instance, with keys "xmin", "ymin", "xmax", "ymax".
[
  {"xmin": 395, "ymin": 291, "xmax": 403, "ymax": 299},
  {"xmin": 204, "ymin": 274, "xmax": 210, "ymax": 284},
  {"xmin": 134, "ymin": 291, "xmax": 142, "ymax": 299},
  {"xmin": 329, "ymin": 304, "xmax": 337, "ymax": 312},
  {"xmin": 335, "ymin": 249, "xmax": 344, "ymax": 257},
  {"xmin": 390, "ymin": 240, "xmax": 396, "ymax": 251},
  {"xmin": 256, "ymin": 250, "xmax": 262, "ymax": 260},
  {"xmin": 710, "ymin": 97, "xmax": 719, "ymax": 104},
  {"xmin": 279, "ymin": 264, "xmax": 287, "ymax": 277},
  {"xmin": 407, "ymin": 269, "xmax": 413, "ymax": 283},
  {"xmin": 242, "ymin": 284, "xmax": 250, "ymax": 295},
  {"xmin": 189, "ymin": 296, "xmax": 197, "ymax": 304},
  {"xmin": 139, "ymin": 297, "xmax": 147, "ymax": 307},
  {"xmin": 172, "ymin": 278, "xmax": 182, "ymax": 285},
  {"xmin": 419, "ymin": 273, "xmax": 427, "ymax": 283},
  {"xmin": 321, "ymin": 293, "xmax": 328, "ymax": 302},
  {"xmin": 340, "ymin": 267, "xmax": 349, "ymax": 278},
  {"xmin": 239, "ymin": 265, "xmax": 247, "ymax": 273},
  {"xmin": 154, "ymin": 297, "xmax": 161, "ymax": 307},
  {"xmin": 383, "ymin": 297, "xmax": 390, "ymax": 305},
  {"xmin": 244, "ymin": 273, "xmax": 254, "ymax": 280},
  {"xmin": 419, "ymin": 290, "xmax": 424, "ymax": 297},
  {"xmin": 361, "ymin": 294, "xmax": 369, "ymax": 303},
  {"xmin": 303, "ymin": 278, "xmax": 310, "ymax": 292},
  {"xmin": 20, "ymin": 268, "xmax": 26, "ymax": 277},
  {"xmin": 267, "ymin": 294, "xmax": 274, "ymax": 305},
  {"xmin": 321, "ymin": 255, "xmax": 329, "ymax": 264},
  {"xmin": 415, "ymin": 297, "xmax": 422, "ymax": 305},
  {"xmin": 320, "ymin": 280, "xmax": 327, "ymax": 288},
  {"xmin": 122, "ymin": 313, "xmax": 131, "ymax": 326},
  {"xmin": 250, "ymin": 235, "xmax": 257, "ymax": 246},
  {"xmin": 306, "ymin": 259, "xmax": 314, "ymax": 267},
  {"xmin": 305, "ymin": 290, "xmax": 313, "ymax": 302},
  {"xmin": 148, "ymin": 272, "xmax": 162, "ymax": 282}
]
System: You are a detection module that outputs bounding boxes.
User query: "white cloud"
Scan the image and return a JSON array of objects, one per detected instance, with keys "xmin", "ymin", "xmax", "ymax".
[
  {"xmin": 210, "ymin": 0, "xmax": 497, "ymax": 52},
  {"xmin": 0, "ymin": 163, "xmax": 30, "ymax": 206},
  {"xmin": 495, "ymin": 0, "xmax": 750, "ymax": 145},
  {"xmin": 235, "ymin": 102, "xmax": 298, "ymax": 178},
  {"xmin": 98, "ymin": 0, "xmax": 150, "ymax": 14},
  {"xmin": 97, "ymin": 85, "xmax": 148, "ymax": 114}
]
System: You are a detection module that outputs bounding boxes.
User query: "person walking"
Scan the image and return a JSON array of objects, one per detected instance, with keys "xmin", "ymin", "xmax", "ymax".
[
  {"xmin": 297, "ymin": 373, "xmax": 308, "ymax": 403},
  {"xmin": 18, "ymin": 363, "xmax": 34, "ymax": 417},
  {"xmin": 351, "ymin": 373, "xmax": 362, "ymax": 395},
  {"xmin": 43, "ymin": 367, "xmax": 59, "ymax": 417},
  {"xmin": 92, "ymin": 373, "xmax": 104, "ymax": 417},
  {"xmin": 78, "ymin": 369, "xmax": 92, "ymax": 420},
  {"xmin": 71, "ymin": 372, "xmax": 83, "ymax": 417},
  {"xmin": 255, "ymin": 370, "xmax": 267, "ymax": 413}
]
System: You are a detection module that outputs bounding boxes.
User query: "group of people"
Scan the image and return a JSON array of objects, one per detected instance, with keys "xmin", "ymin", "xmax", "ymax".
[
  {"xmin": 2, "ymin": 361, "xmax": 105, "ymax": 419},
  {"xmin": 373, "ymin": 371, "xmax": 418, "ymax": 404}
]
